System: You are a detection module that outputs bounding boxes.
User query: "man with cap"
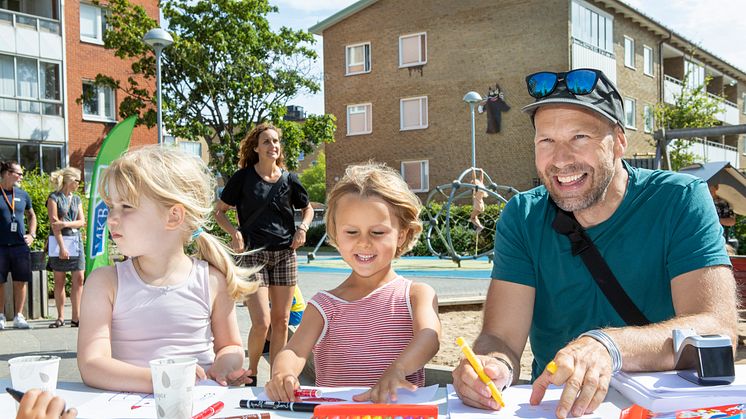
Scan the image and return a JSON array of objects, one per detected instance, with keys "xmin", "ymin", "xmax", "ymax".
[{"xmin": 452, "ymin": 69, "xmax": 737, "ymax": 418}]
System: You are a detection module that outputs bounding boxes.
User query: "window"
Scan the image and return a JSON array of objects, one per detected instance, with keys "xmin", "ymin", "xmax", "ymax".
[
  {"xmin": 346, "ymin": 103, "xmax": 372, "ymax": 136},
  {"xmin": 401, "ymin": 160, "xmax": 429, "ymax": 192},
  {"xmin": 643, "ymin": 46, "xmax": 653, "ymax": 76},
  {"xmin": 80, "ymin": 3, "xmax": 106, "ymax": 44},
  {"xmin": 624, "ymin": 98, "xmax": 636, "ymax": 129},
  {"xmin": 571, "ymin": 0, "xmax": 613, "ymax": 53},
  {"xmin": 624, "ymin": 36, "xmax": 635, "ymax": 68},
  {"xmin": 643, "ymin": 105, "xmax": 653, "ymax": 133},
  {"xmin": 346, "ymin": 43, "xmax": 370, "ymax": 75},
  {"xmin": 0, "ymin": 54, "xmax": 62, "ymax": 114},
  {"xmin": 82, "ymin": 81, "xmax": 115, "ymax": 121},
  {"xmin": 400, "ymin": 96, "xmax": 428, "ymax": 130},
  {"xmin": 399, "ymin": 32, "xmax": 426, "ymax": 67},
  {"xmin": 179, "ymin": 141, "xmax": 201, "ymax": 157},
  {"xmin": 684, "ymin": 60, "xmax": 705, "ymax": 89}
]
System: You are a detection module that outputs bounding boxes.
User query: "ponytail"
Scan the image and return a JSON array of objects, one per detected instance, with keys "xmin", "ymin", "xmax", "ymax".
[{"xmin": 192, "ymin": 230, "xmax": 259, "ymax": 301}]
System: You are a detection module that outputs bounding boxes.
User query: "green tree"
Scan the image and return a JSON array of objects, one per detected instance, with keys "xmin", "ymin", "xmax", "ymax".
[
  {"xmin": 654, "ymin": 73, "xmax": 722, "ymax": 171},
  {"xmin": 298, "ymin": 152, "xmax": 326, "ymax": 203},
  {"xmin": 89, "ymin": 0, "xmax": 335, "ymax": 178}
]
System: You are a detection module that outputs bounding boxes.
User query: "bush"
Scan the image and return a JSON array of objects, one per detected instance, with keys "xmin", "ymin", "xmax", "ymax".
[{"xmin": 305, "ymin": 223, "xmax": 327, "ymax": 247}]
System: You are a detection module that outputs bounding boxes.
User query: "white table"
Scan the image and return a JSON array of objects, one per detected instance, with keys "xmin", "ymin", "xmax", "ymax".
[{"xmin": 0, "ymin": 380, "xmax": 632, "ymax": 418}]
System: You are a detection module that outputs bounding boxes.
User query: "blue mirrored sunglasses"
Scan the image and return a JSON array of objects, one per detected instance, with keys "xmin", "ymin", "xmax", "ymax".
[{"xmin": 526, "ymin": 68, "xmax": 602, "ymax": 99}]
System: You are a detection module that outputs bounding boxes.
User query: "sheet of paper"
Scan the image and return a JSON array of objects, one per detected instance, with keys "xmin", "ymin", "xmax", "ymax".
[
  {"xmin": 48, "ymin": 235, "xmax": 80, "ymax": 257},
  {"xmin": 446, "ymin": 384, "xmax": 606, "ymax": 419},
  {"xmin": 74, "ymin": 380, "xmax": 227, "ymax": 419},
  {"xmin": 257, "ymin": 384, "xmax": 439, "ymax": 404}
]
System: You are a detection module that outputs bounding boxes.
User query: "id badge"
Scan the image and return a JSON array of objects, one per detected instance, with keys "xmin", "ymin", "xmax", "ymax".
[{"xmin": 10, "ymin": 222, "xmax": 17, "ymax": 232}]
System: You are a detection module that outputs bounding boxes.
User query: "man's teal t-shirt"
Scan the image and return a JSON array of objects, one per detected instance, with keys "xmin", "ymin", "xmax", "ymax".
[{"xmin": 491, "ymin": 162, "xmax": 731, "ymax": 380}]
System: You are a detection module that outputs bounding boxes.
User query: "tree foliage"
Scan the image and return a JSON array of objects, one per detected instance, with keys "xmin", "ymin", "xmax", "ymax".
[
  {"xmin": 298, "ymin": 152, "xmax": 326, "ymax": 203},
  {"xmin": 91, "ymin": 0, "xmax": 336, "ymax": 178},
  {"xmin": 654, "ymin": 73, "xmax": 723, "ymax": 171}
]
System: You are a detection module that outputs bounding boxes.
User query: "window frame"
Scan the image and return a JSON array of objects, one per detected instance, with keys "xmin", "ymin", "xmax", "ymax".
[
  {"xmin": 345, "ymin": 42, "xmax": 371, "ymax": 76},
  {"xmin": 398, "ymin": 32, "xmax": 427, "ymax": 68},
  {"xmin": 643, "ymin": 45, "xmax": 653, "ymax": 76},
  {"xmin": 643, "ymin": 104, "xmax": 653, "ymax": 133},
  {"xmin": 571, "ymin": 0, "xmax": 614, "ymax": 54},
  {"xmin": 82, "ymin": 80, "xmax": 116, "ymax": 122},
  {"xmin": 624, "ymin": 97, "xmax": 636, "ymax": 129},
  {"xmin": 624, "ymin": 36, "xmax": 635, "ymax": 69},
  {"xmin": 346, "ymin": 103, "xmax": 372, "ymax": 136},
  {"xmin": 400, "ymin": 159, "xmax": 429, "ymax": 193},
  {"xmin": 400, "ymin": 96, "xmax": 428, "ymax": 131},
  {"xmin": 80, "ymin": 2, "xmax": 107, "ymax": 45}
]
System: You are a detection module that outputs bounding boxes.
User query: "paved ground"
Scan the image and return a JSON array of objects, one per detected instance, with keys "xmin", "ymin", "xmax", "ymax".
[{"xmin": 0, "ymin": 254, "xmax": 493, "ymax": 385}]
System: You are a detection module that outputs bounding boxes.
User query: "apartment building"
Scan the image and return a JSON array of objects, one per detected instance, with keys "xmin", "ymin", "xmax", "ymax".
[
  {"xmin": 310, "ymin": 0, "xmax": 746, "ymax": 193},
  {"xmin": 0, "ymin": 0, "xmax": 158, "ymax": 188}
]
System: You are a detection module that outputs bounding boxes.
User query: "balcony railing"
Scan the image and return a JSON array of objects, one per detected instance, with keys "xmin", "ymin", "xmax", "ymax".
[
  {"xmin": 663, "ymin": 75, "xmax": 740, "ymax": 125},
  {"xmin": 0, "ymin": 9, "xmax": 62, "ymax": 61},
  {"xmin": 571, "ymin": 38, "xmax": 617, "ymax": 84},
  {"xmin": 677, "ymin": 137, "xmax": 739, "ymax": 169}
]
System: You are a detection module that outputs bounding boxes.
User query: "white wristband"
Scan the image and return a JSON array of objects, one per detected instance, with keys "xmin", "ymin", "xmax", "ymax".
[{"xmin": 579, "ymin": 329, "xmax": 623, "ymax": 373}]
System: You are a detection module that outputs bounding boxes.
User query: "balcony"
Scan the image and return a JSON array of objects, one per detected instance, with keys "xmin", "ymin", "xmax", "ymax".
[
  {"xmin": 0, "ymin": 9, "xmax": 62, "ymax": 61},
  {"xmin": 663, "ymin": 75, "xmax": 740, "ymax": 125},
  {"xmin": 571, "ymin": 38, "xmax": 617, "ymax": 84},
  {"xmin": 677, "ymin": 137, "xmax": 739, "ymax": 169}
]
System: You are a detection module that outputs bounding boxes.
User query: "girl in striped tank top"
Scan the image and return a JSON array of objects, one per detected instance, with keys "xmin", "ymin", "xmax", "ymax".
[{"xmin": 266, "ymin": 162, "xmax": 441, "ymax": 403}]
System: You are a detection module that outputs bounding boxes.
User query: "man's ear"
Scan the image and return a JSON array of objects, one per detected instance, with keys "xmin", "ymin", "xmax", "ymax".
[
  {"xmin": 165, "ymin": 204, "xmax": 186, "ymax": 230},
  {"xmin": 613, "ymin": 126, "xmax": 628, "ymax": 158}
]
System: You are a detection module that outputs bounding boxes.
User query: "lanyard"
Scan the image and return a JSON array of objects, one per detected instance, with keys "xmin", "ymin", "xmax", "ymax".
[{"xmin": 1, "ymin": 187, "xmax": 14, "ymax": 215}]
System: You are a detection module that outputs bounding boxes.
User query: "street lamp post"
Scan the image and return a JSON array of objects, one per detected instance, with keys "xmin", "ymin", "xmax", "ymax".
[
  {"xmin": 463, "ymin": 91, "xmax": 483, "ymax": 169},
  {"xmin": 143, "ymin": 28, "xmax": 173, "ymax": 145}
]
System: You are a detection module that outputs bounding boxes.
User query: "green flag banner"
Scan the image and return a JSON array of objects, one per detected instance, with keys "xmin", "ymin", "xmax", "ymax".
[{"xmin": 85, "ymin": 116, "xmax": 136, "ymax": 275}]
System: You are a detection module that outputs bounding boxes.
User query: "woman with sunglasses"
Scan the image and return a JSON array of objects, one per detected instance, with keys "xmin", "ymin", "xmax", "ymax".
[{"xmin": 46, "ymin": 167, "xmax": 86, "ymax": 328}]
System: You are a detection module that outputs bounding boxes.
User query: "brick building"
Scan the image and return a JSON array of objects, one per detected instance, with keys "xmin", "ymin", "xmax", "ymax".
[
  {"xmin": 310, "ymin": 0, "xmax": 746, "ymax": 194},
  {"xmin": 0, "ymin": 0, "xmax": 158, "ymax": 188}
]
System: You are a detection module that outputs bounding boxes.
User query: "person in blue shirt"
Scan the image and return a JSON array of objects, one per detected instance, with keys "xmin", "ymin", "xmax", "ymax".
[
  {"xmin": 452, "ymin": 69, "xmax": 738, "ymax": 418},
  {"xmin": 0, "ymin": 161, "xmax": 37, "ymax": 330}
]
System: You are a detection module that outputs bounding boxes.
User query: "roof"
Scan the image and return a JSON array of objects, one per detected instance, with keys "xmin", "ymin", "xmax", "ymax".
[
  {"xmin": 309, "ymin": 0, "xmax": 378, "ymax": 35},
  {"xmin": 679, "ymin": 161, "xmax": 746, "ymax": 215}
]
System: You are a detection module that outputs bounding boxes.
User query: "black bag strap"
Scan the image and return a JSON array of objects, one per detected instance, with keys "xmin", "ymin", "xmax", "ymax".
[
  {"xmin": 239, "ymin": 170, "xmax": 289, "ymax": 229},
  {"xmin": 551, "ymin": 205, "xmax": 650, "ymax": 326}
]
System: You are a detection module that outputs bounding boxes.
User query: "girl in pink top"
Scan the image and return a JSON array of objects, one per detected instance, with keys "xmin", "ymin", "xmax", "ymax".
[
  {"xmin": 266, "ymin": 162, "xmax": 441, "ymax": 403},
  {"xmin": 77, "ymin": 146, "xmax": 259, "ymax": 392}
]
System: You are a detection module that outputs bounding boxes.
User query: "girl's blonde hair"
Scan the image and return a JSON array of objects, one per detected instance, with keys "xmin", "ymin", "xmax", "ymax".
[
  {"xmin": 100, "ymin": 145, "xmax": 258, "ymax": 300},
  {"xmin": 50, "ymin": 167, "xmax": 81, "ymax": 193},
  {"xmin": 325, "ymin": 162, "xmax": 423, "ymax": 257}
]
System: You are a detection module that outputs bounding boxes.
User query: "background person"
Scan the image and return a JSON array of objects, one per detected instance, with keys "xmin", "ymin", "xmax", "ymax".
[
  {"xmin": 47, "ymin": 167, "xmax": 86, "ymax": 328},
  {"xmin": 265, "ymin": 162, "xmax": 440, "ymax": 403},
  {"xmin": 215, "ymin": 122, "xmax": 314, "ymax": 383},
  {"xmin": 0, "ymin": 161, "xmax": 37, "ymax": 330},
  {"xmin": 451, "ymin": 68, "xmax": 738, "ymax": 418},
  {"xmin": 77, "ymin": 146, "xmax": 259, "ymax": 392}
]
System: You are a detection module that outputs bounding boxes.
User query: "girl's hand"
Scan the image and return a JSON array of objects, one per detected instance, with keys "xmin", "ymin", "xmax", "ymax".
[
  {"xmin": 290, "ymin": 229, "xmax": 306, "ymax": 250},
  {"xmin": 195, "ymin": 365, "xmax": 208, "ymax": 382},
  {"xmin": 207, "ymin": 365, "xmax": 254, "ymax": 387},
  {"xmin": 16, "ymin": 389, "xmax": 78, "ymax": 419},
  {"xmin": 265, "ymin": 373, "xmax": 300, "ymax": 402},
  {"xmin": 352, "ymin": 364, "xmax": 417, "ymax": 403}
]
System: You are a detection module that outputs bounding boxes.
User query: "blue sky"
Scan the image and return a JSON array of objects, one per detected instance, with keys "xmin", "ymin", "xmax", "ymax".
[{"xmin": 266, "ymin": 0, "xmax": 746, "ymax": 116}]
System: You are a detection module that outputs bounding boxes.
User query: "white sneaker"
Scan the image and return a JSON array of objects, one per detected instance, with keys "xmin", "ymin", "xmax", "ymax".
[
  {"xmin": 13, "ymin": 313, "xmax": 30, "ymax": 329},
  {"xmin": 0, "ymin": 313, "xmax": 5, "ymax": 330}
]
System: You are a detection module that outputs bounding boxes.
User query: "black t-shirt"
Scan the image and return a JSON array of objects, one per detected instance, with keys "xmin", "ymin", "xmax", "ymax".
[
  {"xmin": 220, "ymin": 167, "xmax": 309, "ymax": 250},
  {"xmin": 0, "ymin": 186, "xmax": 32, "ymax": 246}
]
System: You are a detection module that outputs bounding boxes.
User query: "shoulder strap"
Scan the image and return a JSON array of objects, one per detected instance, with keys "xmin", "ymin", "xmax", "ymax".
[
  {"xmin": 552, "ymin": 205, "xmax": 650, "ymax": 326},
  {"xmin": 239, "ymin": 170, "xmax": 289, "ymax": 228}
]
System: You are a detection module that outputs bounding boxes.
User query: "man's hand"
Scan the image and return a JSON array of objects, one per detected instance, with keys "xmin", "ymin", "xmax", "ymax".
[
  {"xmin": 530, "ymin": 336, "xmax": 612, "ymax": 418},
  {"xmin": 451, "ymin": 355, "xmax": 511, "ymax": 411}
]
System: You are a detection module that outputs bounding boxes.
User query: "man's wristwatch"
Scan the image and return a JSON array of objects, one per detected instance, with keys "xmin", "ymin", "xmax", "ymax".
[
  {"xmin": 29, "ymin": 233, "xmax": 36, "ymax": 239},
  {"xmin": 493, "ymin": 356, "xmax": 514, "ymax": 391}
]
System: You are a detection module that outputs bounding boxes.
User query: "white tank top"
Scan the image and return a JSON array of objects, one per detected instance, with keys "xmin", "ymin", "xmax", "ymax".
[{"xmin": 110, "ymin": 258, "xmax": 215, "ymax": 370}]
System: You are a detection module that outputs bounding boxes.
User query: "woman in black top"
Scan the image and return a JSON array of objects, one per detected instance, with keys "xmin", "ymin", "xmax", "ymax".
[{"xmin": 215, "ymin": 122, "xmax": 314, "ymax": 382}]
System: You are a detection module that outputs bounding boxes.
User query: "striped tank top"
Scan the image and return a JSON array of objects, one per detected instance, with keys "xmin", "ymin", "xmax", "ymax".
[
  {"xmin": 309, "ymin": 276, "xmax": 425, "ymax": 387},
  {"xmin": 110, "ymin": 258, "xmax": 215, "ymax": 370}
]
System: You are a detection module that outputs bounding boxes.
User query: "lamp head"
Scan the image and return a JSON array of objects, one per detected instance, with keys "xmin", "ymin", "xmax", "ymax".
[
  {"xmin": 143, "ymin": 28, "xmax": 173, "ymax": 50},
  {"xmin": 463, "ymin": 91, "xmax": 483, "ymax": 104}
]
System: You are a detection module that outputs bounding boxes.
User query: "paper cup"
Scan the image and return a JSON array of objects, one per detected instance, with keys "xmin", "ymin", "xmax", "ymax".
[
  {"xmin": 8, "ymin": 355, "xmax": 61, "ymax": 394},
  {"xmin": 149, "ymin": 357, "xmax": 197, "ymax": 419}
]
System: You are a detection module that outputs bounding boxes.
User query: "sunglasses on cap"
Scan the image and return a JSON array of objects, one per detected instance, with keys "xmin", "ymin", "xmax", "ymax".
[{"xmin": 526, "ymin": 68, "xmax": 606, "ymax": 99}]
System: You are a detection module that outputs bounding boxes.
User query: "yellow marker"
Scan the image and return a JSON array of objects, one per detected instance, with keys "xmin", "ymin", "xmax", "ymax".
[
  {"xmin": 455, "ymin": 337, "xmax": 505, "ymax": 408},
  {"xmin": 546, "ymin": 360, "xmax": 558, "ymax": 374}
]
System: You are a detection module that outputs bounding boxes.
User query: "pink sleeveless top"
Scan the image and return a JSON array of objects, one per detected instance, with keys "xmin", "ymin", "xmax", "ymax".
[
  {"xmin": 110, "ymin": 258, "xmax": 215, "ymax": 370},
  {"xmin": 309, "ymin": 276, "xmax": 425, "ymax": 387}
]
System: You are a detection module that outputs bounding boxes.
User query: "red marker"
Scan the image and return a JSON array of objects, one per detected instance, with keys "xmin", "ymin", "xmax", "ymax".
[
  {"xmin": 192, "ymin": 401, "xmax": 224, "ymax": 419},
  {"xmin": 294, "ymin": 388, "xmax": 321, "ymax": 398}
]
